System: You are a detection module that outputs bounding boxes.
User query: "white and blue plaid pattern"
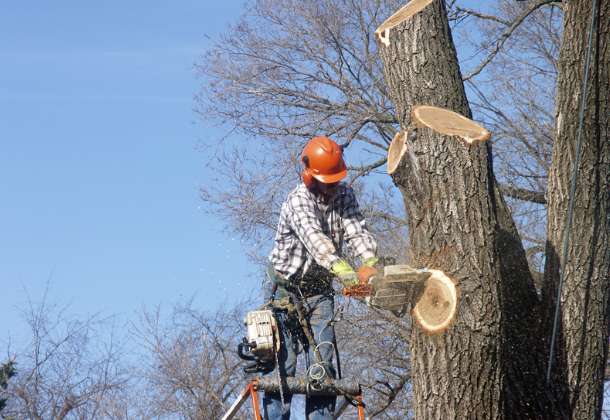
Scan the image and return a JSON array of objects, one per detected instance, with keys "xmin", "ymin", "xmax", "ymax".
[{"xmin": 269, "ymin": 183, "xmax": 377, "ymax": 280}]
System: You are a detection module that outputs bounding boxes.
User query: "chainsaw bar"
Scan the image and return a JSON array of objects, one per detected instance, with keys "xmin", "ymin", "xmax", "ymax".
[{"xmin": 368, "ymin": 265, "xmax": 431, "ymax": 313}]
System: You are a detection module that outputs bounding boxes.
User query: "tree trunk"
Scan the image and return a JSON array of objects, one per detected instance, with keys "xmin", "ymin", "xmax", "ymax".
[
  {"xmin": 376, "ymin": 1, "xmax": 505, "ymax": 418},
  {"xmin": 374, "ymin": 0, "xmax": 610, "ymax": 418},
  {"xmin": 543, "ymin": 1, "xmax": 610, "ymax": 419}
]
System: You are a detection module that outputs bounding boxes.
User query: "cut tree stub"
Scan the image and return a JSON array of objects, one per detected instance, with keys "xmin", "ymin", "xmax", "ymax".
[
  {"xmin": 411, "ymin": 105, "xmax": 491, "ymax": 145},
  {"xmin": 375, "ymin": 0, "xmax": 434, "ymax": 47},
  {"xmin": 387, "ymin": 130, "xmax": 408, "ymax": 175},
  {"xmin": 412, "ymin": 269, "xmax": 458, "ymax": 335}
]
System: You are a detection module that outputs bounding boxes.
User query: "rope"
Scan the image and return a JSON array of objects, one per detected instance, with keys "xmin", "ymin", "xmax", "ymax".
[
  {"xmin": 546, "ymin": 0, "xmax": 599, "ymax": 385},
  {"xmin": 307, "ymin": 363, "xmax": 328, "ymax": 383}
]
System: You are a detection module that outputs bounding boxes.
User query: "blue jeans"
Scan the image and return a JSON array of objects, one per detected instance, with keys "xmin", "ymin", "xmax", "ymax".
[{"xmin": 262, "ymin": 276, "xmax": 337, "ymax": 419}]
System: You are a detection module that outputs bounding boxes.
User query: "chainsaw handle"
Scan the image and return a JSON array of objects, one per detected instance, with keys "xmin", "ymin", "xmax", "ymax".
[{"xmin": 237, "ymin": 341, "xmax": 257, "ymax": 361}]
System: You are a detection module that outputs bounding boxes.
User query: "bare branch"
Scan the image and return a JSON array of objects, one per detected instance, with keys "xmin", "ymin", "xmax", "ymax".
[
  {"xmin": 3, "ymin": 295, "xmax": 129, "ymax": 420},
  {"xmin": 499, "ymin": 184, "xmax": 546, "ymax": 204},
  {"xmin": 454, "ymin": 7, "xmax": 511, "ymax": 26},
  {"xmin": 463, "ymin": 0, "xmax": 559, "ymax": 81}
]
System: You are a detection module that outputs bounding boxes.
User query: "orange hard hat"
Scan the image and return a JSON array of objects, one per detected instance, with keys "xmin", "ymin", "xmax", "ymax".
[{"xmin": 301, "ymin": 136, "xmax": 347, "ymax": 185}]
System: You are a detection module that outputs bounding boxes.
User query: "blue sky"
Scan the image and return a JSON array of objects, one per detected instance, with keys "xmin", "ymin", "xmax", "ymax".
[{"xmin": 0, "ymin": 1, "xmax": 257, "ymax": 344}]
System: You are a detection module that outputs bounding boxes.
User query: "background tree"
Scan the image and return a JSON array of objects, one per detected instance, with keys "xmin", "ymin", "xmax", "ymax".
[
  {"xmin": 130, "ymin": 300, "xmax": 247, "ymax": 419},
  {"xmin": 543, "ymin": 1, "xmax": 609, "ymax": 418},
  {"xmin": 1, "ymin": 293, "xmax": 130, "ymax": 419},
  {"xmin": 0, "ymin": 360, "xmax": 16, "ymax": 417}
]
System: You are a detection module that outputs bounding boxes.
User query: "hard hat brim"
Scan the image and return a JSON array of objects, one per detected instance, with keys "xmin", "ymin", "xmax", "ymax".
[{"xmin": 312, "ymin": 168, "xmax": 347, "ymax": 184}]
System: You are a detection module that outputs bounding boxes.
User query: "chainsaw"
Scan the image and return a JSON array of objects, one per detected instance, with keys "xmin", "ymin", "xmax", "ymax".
[
  {"xmin": 237, "ymin": 310, "xmax": 279, "ymax": 374},
  {"xmin": 343, "ymin": 264, "xmax": 459, "ymax": 335}
]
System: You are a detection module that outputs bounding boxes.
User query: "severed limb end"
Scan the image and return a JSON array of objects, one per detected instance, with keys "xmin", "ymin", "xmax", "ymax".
[
  {"xmin": 387, "ymin": 127, "xmax": 419, "ymax": 175},
  {"xmin": 375, "ymin": 0, "xmax": 435, "ymax": 47},
  {"xmin": 412, "ymin": 269, "xmax": 459, "ymax": 335},
  {"xmin": 411, "ymin": 105, "xmax": 491, "ymax": 145},
  {"xmin": 387, "ymin": 130, "xmax": 408, "ymax": 175}
]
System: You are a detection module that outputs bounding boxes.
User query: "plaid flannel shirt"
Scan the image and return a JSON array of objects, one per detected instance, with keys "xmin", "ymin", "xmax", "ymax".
[{"xmin": 269, "ymin": 182, "xmax": 377, "ymax": 281}]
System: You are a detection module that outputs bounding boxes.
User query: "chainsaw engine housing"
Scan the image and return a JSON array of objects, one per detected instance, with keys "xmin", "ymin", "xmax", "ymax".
[{"xmin": 243, "ymin": 309, "xmax": 277, "ymax": 361}]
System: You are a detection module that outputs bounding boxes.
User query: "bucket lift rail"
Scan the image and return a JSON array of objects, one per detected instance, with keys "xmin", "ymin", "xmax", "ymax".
[{"xmin": 221, "ymin": 377, "xmax": 365, "ymax": 420}]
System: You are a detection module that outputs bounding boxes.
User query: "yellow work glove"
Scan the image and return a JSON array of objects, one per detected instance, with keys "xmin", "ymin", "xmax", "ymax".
[
  {"xmin": 362, "ymin": 257, "xmax": 379, "ymax": 267},
  {"xmin": 331, "ymin": 259, "xmax": 358, "ymax": 287}
]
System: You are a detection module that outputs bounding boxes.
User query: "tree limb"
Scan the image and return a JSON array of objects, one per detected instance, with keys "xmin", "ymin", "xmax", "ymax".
[
  {"xmin": 348, "ymin": 157, "xmax": 387, "ymax": 184},
  {"xmin": 499, "ymin": 184, "xmax": 546, "ymax": 204},
  {"xmin": 454, "ymin": 7, "xmax": 511, "ymax": 26}
]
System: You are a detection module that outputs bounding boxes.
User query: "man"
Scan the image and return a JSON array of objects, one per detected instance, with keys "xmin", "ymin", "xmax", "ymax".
[{"xmin": 263, "ymin": 135, "xmax": 378, "ymax": 420}]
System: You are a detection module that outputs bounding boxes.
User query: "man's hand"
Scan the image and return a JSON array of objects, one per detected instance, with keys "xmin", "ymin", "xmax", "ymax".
[
  {"xmin": 357, "ymin": 266, "xmax": 377, "ymax": 285},
  {"xmin": 331, "ymin": 259, "xmax": 358, "ymax": 287},
  {"xmin": 357, "ymin": 256, "xmax": 379, "ymax": 284}
]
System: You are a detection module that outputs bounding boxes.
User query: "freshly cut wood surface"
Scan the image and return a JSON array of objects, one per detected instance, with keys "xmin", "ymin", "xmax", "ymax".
[
  {"xmin": 375, "ymin": 0, "xmax": 434, "ymax": 47},
  {"xmin": 387, "ymin": 131, "xmax": 408, "ymax": 175},
  {"xmin": 412, "ymin": 105, "xmax": 491, "ymax": 144},
  {"xmin": 412, "ymin": 269, "xmax": 458, "ymax": 335}
]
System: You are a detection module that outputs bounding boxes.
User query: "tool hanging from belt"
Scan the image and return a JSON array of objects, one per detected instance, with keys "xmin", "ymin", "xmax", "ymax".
[
  {"xmin": 231, "ymin": 267, "xmax": 366, "ymax": 419},
  {"xmin": 237, "ymin": 267, "xmax": 340, "ymax": 391}
]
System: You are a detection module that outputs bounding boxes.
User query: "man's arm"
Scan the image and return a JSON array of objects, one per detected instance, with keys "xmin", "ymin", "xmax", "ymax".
[
  {"xmin": 286, "ymin": 193, "xmax": 341, "ymax": 270},
  {"xmin": 341, "ymin": 188, "xmax": 378, "ymax": 264}
]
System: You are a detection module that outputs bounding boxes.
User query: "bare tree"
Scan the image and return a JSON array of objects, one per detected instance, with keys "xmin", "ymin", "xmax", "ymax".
[
  {"xmin": 2, "ymin": 294, "xmax": 129, "ymax": 419},
  {"xmin": 197, "ymin": 0, "xmax": 407, "ymax": 264},
  {"xmin": 131, "ymin": 299, "xmax": 249, "ymax": 419}
]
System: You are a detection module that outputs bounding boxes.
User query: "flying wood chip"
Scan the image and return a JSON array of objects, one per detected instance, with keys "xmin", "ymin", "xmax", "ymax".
[
  {"xmin": 411, "ymin": 105, "xmax": 491, "ymax": 145},
  {"xmin": 412, "ymin": 269, "xmax": 458, "ymax": 335}
]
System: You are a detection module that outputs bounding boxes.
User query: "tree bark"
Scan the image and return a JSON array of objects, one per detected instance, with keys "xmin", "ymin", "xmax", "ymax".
[
  {"xmin": 543, "ymin": 1, "xmax": 610, "ymax": 419},
  {"xmin": 375, "ymin": 0, "xmax": 583, "ymax": 418},
  {"xmin": 377, "ymin": 1, "xmax": 505, "ymax": 418}
]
